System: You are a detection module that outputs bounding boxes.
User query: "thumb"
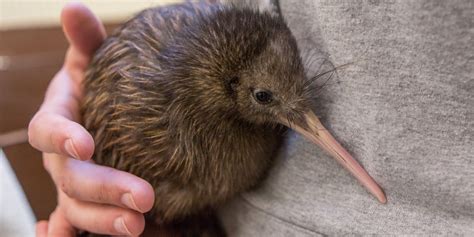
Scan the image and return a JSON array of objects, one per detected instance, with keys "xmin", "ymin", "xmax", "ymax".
[{"xmin": 61, "ymin": 2, "xmax": 106, "ymax": 70}]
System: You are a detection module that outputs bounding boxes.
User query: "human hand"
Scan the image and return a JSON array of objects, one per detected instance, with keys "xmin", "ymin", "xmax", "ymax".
[{"xmin": 28, "ymin": 3, "xmax": 154, "ymax": 236}]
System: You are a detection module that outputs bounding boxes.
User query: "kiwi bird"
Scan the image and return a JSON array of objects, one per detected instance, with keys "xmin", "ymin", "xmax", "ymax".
[{"xmin": 82, "ymin": 1, "xmax": 386, "ymax": 235}]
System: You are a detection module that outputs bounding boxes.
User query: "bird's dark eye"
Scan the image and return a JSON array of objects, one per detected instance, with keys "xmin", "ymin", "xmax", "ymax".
[{"xmin": 253, "ymin": 89, "xmax": 273, "ymax": 104}]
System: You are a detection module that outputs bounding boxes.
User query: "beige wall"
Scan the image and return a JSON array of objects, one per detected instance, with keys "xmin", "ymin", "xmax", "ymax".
[{"xmin": 0, "ymin": 0, "xmax": 183, "ymax": 30}]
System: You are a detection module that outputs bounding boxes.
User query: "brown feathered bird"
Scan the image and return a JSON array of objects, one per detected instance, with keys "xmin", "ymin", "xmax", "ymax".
[{"xmin": 82, "ymin": 2, "xmax": 386, "ymax": 236}]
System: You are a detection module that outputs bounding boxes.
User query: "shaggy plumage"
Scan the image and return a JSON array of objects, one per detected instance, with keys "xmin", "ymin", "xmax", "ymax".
[{"xmin": 82, "ymin": 2, "xmax": 330, "ymax": 236}]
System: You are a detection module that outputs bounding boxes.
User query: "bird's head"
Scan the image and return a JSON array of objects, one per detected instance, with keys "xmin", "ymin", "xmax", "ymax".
[{"xmin": 168, "ymin": 6, "xmax": 314, "ymax": 127}]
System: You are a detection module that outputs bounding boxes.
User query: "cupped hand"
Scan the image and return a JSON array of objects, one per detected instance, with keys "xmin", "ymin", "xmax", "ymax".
[{"xmin": 28, "ymin": 3, "xmax": 155, "ymax": 236}]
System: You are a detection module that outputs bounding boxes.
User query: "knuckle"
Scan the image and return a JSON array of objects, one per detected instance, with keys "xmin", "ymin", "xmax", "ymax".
[
  {"xmin": 94, "ymin": 181, "xmax": 107, "ymax": 203},
  {"xmin": 95, "ymin": 169, "xmax": 115, "ymax": 203}
]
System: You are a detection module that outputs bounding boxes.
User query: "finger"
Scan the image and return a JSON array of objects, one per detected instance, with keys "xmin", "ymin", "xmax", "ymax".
[
  {"xmin": 29, "ymin": 3, "xmax": 104, "ymax": 159},
  {"xmin": 61, "ymin": 2, "xmax": 106, "ymax": 69},
  {"xmin": 47, "ymin": 209, "xmax": 75, "ymax": 237},
  {"xmin": 29, "ymin": 111, "xmax": 94, "ymax": 161},
  {"xmin": 51, "ymin": 157, "xmax": 154, "ymax": 213},
  {"xmin": 62, "ymin": 195, "xmax": 145, "ymax": 236},
  {"xmin": 36, "ymin": 221, "xmax": 49, "ymax": 237}
]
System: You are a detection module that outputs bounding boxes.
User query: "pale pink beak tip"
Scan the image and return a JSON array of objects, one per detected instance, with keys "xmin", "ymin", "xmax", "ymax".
[{"xmin": 283, "ymin": 112, "xmax": 387, "ymax": 204}]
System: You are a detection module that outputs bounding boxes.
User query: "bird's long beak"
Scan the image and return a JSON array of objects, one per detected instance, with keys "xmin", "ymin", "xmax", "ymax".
[{"xmin": 280, "ymin": 111, "xmax": 387, "ymax": 203}]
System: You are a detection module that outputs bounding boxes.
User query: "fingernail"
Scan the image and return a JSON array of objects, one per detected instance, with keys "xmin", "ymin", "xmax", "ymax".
[
  {"xmin": 114, "ymin": 217, "xmax": 132, "ymax": 235},
  {"xmin": 64, "ymin": 139, "xmax": 80, "ymax": 159},
  {"xmin": 121, "ymin": 193, "xmax": 141, "ymax": 212}
]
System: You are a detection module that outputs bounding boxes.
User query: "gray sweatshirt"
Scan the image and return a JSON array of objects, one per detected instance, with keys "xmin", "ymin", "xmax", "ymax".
[{"xmin": 219, "ymin": 0, "xmax": 474, "ymax": 235}]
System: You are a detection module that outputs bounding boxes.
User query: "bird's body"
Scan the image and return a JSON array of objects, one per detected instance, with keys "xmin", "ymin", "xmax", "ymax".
[
  {"xmin": 83, "ymin": 2, "xmax": 290, "ymax": 226},
  {"xmin": 83, "ymin": 1, "xmax": 386, "ymax": 235}
]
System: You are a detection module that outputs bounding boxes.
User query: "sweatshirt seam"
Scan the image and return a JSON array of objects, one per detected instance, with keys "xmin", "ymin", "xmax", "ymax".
[{"xmin": 238, "ymin": 195, "xmax": 327, "ymax": 236}]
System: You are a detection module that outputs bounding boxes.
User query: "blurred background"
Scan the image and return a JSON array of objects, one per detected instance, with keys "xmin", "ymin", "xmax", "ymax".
[{"xmin": 0, "ymin": 1, "xmax": 180, "ymax": 236}]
